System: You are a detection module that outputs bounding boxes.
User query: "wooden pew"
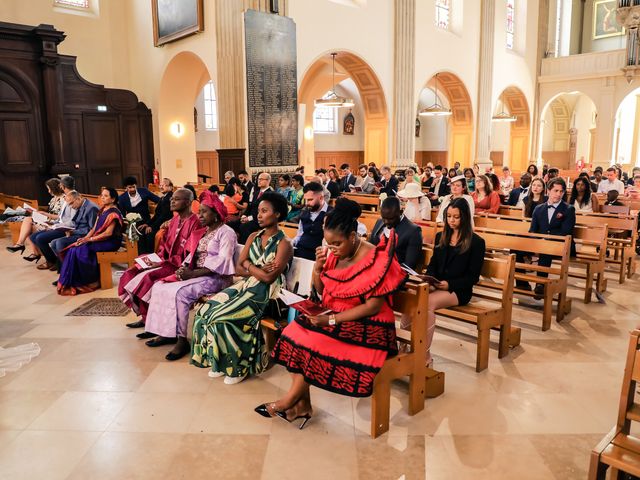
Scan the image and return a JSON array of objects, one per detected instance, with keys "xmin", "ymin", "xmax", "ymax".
[
  {"xmin": 589, "ymin": 329, "xmax": 640, "ymax": 479},
  {"xmin": 372, "ymin": 280, "xmax": 444, "ymax": 438},
  {"xmin": 0, "ymin": 194, "xmax": 39, "ymax": 242},
  {"xmin": 279, "ymin": 222, "xmax": 298, "ymax": 239},
  {"xmin": 96, "ymin": 238, "xmax": 138, "ymax": 289},
  {"xmin": 575, "ymin": 212, "xmax": 638, "ymax": 284},
  {"xmin": 474, "ymin": 214, "xmax": 608, "ymax": 303},
  {"xmin": 435, "ymin": 254, "xmax": 517, "ymax": 372},
  {"xmin": 497, "ymin": 205, "xmax": 524, "ymax": 217},
  {"xmin": 343, "ymin": 192, "xmax": 380, "ymax": 211},
  {"xmin": 474, "ymin": 227, "xmax": 572, "ymax": 331},
  {"xmin": 415, "ymin": 221, "xmax": 440, "ymax": 247}
]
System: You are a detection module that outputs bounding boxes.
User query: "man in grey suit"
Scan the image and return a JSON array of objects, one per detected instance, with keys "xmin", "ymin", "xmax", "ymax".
[
  {"xmin": 49, "ymin": 191, "xmax": 99, "ymax": 269},
  {"xmin": 369, "ymin": 197, "xmax": 423, "ymax": 269}
]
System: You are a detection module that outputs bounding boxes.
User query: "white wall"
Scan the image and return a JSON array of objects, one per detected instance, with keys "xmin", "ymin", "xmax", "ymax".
[
  {"xmin": 573, "ymin": 94, "xmax": 597, "ymax": 163},
  {"xmin": 289, "ymin": 0, "xmax": 393, "ymax": 159},
  {"xmin": 415, "ymin": 88, "xmax": 448, "ymax": 151},
  {"xmin": 313, "ymin": 80, "xmax": 365, "ymax": 151}
]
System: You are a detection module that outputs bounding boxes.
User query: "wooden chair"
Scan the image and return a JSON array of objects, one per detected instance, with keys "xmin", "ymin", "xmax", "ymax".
[
  {"xmin": 96, "ymin": 238, "xmax": 139, "ymax": 289},
  {"xmin": 435, "ymin": 254, "xmax": 518, "ymax": 372},
  {"xmin": 589, "ymin": 329, "xmax": 640, "ymax": 479}
]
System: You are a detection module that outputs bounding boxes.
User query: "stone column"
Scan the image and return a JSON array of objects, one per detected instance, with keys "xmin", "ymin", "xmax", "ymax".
[
  {"xmin": 475, "ymin": 0, "xmax": 496, "ymax": 170},
  {"xmin": 392, "ymin": 0, "xmax": 416, "ymax": 169},
  {"xmin": 531, "ymin": 0, "xmax": 550, "ymax": 167}
]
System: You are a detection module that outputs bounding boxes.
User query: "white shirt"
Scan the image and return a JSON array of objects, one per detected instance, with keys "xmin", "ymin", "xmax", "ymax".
[
  {"xmin": 597, "ymin": 178, "xmax": 625, "ymax": 194},
  {"xmin": 128, "ymin": 190, "xmax": 143, "ymax": 208},
  {"xmin": 292, "ymin": 202, "xmax": 328, "ymax": 247},
  {"xmin": 517, "ymin": 187, "xmax": 529, "ymax": 205},
  {"xmin": 436, "ymin": 194, "xmax": 475, "ymax": 224},
  {"xmin": 546, "ymin": 200, "xmax": 562, "ymax": 223},
  {"xmin": 382, "ymin": 215, "xmax": 405, "ymax": 238}
]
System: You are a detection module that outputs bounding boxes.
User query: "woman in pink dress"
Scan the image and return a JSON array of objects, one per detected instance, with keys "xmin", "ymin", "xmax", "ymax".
[{"xmin": 143, "ymin": 191, "xmax": 237, "ymax": 361}]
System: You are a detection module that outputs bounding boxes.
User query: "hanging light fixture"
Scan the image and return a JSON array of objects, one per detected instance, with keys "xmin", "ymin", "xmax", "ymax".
[
  {"xmin": 492, "ymin": 96, "xmax": 517, "ymax": 122},
  {"xmin": 314, "ymin": 53, "xmax": 354, "ymax": 108},
  {"xmin": 419, "ymin": 73, "xmax": 452, "ymax": 117}
]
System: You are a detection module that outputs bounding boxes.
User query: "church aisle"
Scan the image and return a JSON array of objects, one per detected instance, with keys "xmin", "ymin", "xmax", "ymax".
[{"xmin": 0, "ymin": 236, "xmax": 635, "ymax": 480}]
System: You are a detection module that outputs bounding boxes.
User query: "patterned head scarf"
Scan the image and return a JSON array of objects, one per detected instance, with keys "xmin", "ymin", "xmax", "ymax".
[{"xmin": 199, "ymin": 190, "xmax": 228, "ymax": 222}]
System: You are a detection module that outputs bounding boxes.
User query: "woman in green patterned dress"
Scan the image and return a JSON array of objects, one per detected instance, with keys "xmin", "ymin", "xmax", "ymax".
[{"xmin": 191, "ymin": 191, "xmax": 293, "ymax": 385}]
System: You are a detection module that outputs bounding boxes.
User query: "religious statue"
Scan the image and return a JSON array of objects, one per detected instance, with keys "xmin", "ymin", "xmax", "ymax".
[
  {"xmin": 415, "ymin": 117, "xmax": 421, "ymax": 137},
  {"xmin": 343, "ymin": 110, "xmax": 354, "ymax": 135}
]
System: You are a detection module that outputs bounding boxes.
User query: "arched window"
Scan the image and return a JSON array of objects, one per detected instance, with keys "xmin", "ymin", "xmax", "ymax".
[
  {"xmin": 435, "ymin": 0, "xmax": 450, "ymax": 30},
  {"xmin": 203, "ymin": 81, "xmax": 218, "ymax": 131},
  {"xmin": 313, "ymin": 104, "xmax": 337, "ymax": 134},
  {"xmin": 506, "ymin": 0, "xmax": 515, "ymax": 49}
]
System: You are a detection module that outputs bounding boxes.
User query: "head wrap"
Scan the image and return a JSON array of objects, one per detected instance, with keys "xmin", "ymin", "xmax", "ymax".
[{"xmin": 199, "ymin": 190, "xmax": 228, "ymax": 222}]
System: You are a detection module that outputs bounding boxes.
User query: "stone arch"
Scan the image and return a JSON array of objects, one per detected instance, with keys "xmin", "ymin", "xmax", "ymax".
[
  {"xmin": 158, "ymin": 51, "xmax": 212, "ymax": 185},
  {"xmin": 538, "ymin": 92, "xmax": 597, "ymax": 169},
  {"xmin": 298, "ymin": 50, "xmax": 388, "ymax": 170},
  {"xmin": 418, "ymin": 71, "xmax": 474, "ymax": 167},
  {"xmin": 495, "ymin": 86, "xmax": 530, "ymax": 171}
]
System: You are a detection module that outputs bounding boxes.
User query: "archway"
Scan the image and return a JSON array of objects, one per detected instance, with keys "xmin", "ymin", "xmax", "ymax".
[
  {"xmin": 298, "ymin": 51, "xmax": 388, "ymax": 172},
  {"xmin": 416, "ymin": 72, "xmax": 473, "ymax": 168},
  {"xmin": 490, "ymin": 86, "xmax": 530, "ymax": 171},
  {"xmin": 538, "ymin": 92, "xmax": 597, "ymax": 170},
  {"xmin": 158, "ymin": 51, "xmax": 213, "ymax": 185},
  {"xmin": 612, "ymin": 87, "xmax": 640, "ymax": 167}
]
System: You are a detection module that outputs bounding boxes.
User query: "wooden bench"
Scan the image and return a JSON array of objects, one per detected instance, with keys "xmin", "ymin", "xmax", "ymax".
[
  {"xmin": 96, "ymin": 238, "xmax": 139, "ymax": 289},
  {"xmin": 435, "ymin": 253, "xmax": 518, "ymax": 372},
  {"xmin": 343, "ymin": 192, "xmax": 380, "ymax": 211},
  {"xmin": 497, "ymin": 205, "xmax": 524, "ymax": 217},
  {"xmin": 589, "ymin": 329, "xmax": 640, "ymax": 479},
  {"xmin": 474, "ymin": 214, "xmax": 608, "ymax": 304},
  {"xmin": 371, "ymin": 280, "xmax": 446, "ymax": 438},
  {"xmin": 0, "ymin": 194, "xmax": 39, "ymax": 243},
  {"xmin": 575, "ymin": 212, "xmax": 638, "ymax": 284},
  {"xmin": 474, "ymin": 227, "xmax": 572, "ymax": 331}
]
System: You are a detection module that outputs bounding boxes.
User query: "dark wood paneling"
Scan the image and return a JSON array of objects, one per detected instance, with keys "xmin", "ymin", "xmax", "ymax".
[
  {"xmin": 217, "ymin": 148, "xmax": 245, "ymax": 181},
  {"xmin": 0, "ymin": 22, "xmax": 154, "ymax": 201}
]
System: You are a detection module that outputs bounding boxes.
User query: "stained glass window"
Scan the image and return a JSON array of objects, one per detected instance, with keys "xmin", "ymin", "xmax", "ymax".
[
  {"xmin": 506, "ymin": 0, "xmax": 515, "ymax": 49},
  {"xmin": 435, "ymin": 0, "xmax": 450, "ymax": 30}
]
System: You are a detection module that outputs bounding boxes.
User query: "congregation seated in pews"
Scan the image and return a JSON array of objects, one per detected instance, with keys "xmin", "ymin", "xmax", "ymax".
[{"xmin": 6, "ymin": 159, "xmax": 640, "ymax": 439}]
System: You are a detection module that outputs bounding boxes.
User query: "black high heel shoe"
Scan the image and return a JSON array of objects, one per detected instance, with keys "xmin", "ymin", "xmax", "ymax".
[
  {"xmin": 6, "ymin": 244, "xmax": 25, "ymax": 254},
  {"xmin": 254, "ymin": 403, "xmax": 284, "ymax": 419},
  {"xmin": 275, "ymin": 410, "xmax": 313, "ymax": 429},
  {"xmin": 23, "ymin": 254, "xmax": 41, "ymax": 263}
]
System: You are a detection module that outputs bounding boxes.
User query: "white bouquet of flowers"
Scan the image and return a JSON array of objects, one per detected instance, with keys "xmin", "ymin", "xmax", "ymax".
[{"xmin": 124, "ymin": 212, "xmax": 143, "ymax": 242}]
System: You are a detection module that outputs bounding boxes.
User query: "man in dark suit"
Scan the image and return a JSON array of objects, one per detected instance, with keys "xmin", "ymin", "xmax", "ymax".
[
  {"xmin": 507, "ymin": 173, "xmax": 532, "ymax": 206},
  {"xmin": 118, "ymin": 176, "xmax": 160, "ymax": 222},
  {"xmin": 369, "ymin": 197, "xmax": 423, "ymax": 269},
  {"xmin": 516, "ymin": 177, "xmax": 576, "ymax": 296},
  {"xmin": 374, "ymin": 166, "xmax": 399, "ymax": 197},
  {"xmin": 426, "ymin": 165, "xmax": 449, "ymax": 205},
  {"xmin": 339, "ymin": 163, "xmax": 357, "ymax": 192},
  {"xmin": 238, "ymin": 170, "xmax": 254, "ymax": 196},
  {"xmin": 137, "ymin": 178, "xmax": 175, "ymax": 254},
  {"xmin": 236, "ymin": 172, "xmax": 273, "ymax": 243}
]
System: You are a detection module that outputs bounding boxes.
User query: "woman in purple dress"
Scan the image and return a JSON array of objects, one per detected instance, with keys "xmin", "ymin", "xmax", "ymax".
[
  {"xmin": 56, "ymin": 187, "xmax": 123, "ymax": 296},
  {"xmin": 143, "ymin": 190, "xmax": 237, "ymax": 361}
]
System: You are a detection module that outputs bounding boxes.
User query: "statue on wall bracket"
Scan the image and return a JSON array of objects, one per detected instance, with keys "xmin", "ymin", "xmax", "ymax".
[
  {"xmin": 343, "ymin": 109, "xmax": 354, "ymax": 135},
  {"xmin": 415, "ymin": 117, "xmax": 421, "ymax": 137}
]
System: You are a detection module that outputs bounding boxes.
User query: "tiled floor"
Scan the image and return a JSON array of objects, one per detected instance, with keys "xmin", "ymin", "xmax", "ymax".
[{"xmin": 0, "ymin": 235, "xmax": 636, "ymax": 479}]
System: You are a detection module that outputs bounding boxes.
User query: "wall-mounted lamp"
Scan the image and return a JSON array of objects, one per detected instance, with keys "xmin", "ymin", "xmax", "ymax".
[
  {"xmin": 304, "ymin": 126, "xmax": 314, "ymax": 140},
  {"xmin": 170, "ymin": 122, "xmax": 184, "ymax": 138}
]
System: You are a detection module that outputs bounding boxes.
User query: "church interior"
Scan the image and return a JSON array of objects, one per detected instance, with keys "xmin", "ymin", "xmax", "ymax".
[{"xmin": 1, "ymin": 0, "xmax": 640, "ymax": 478}]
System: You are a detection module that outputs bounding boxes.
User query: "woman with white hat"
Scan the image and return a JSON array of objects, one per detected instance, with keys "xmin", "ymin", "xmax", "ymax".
[
  {"xmin": 435, "ymin": 174, "xmax": 474, "ymax": 223},
  {"xmin": 397, "ymin": 182, "xmax": 432, "ymax": 222}
]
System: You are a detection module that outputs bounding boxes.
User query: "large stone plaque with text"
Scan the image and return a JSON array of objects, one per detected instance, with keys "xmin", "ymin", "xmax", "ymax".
[{"xmin": 244, "ymin": 9, "xmax": 297, "ymax": 169}]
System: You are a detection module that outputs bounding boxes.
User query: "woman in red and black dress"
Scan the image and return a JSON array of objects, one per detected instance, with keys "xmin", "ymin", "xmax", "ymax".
[{"xmin": 254, "ymin": 198, "xmax": 407, "ymax": 428}]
